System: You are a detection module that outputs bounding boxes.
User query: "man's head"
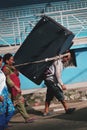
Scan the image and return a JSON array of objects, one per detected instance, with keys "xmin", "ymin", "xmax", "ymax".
[
  {"xmin": 3, "ymin": 53, "xmax": 14, "ymax": 65},
  {"xmin": 62, "ymin": 52, "xmax": 71, "ymax": 63}
]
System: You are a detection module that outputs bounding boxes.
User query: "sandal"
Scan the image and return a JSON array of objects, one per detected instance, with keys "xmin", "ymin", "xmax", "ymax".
[
  {"xmin": 25, "ymin": 117, "xmax": 36, "ymax": 123},
  {"xmin": 66, "ymin": 108, "xmax": 76, "ymax": 114}
]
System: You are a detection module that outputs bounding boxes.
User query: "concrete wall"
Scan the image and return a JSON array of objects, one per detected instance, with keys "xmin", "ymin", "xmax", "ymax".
[{"xmin": 62, "ymin": 46, "xmax": 87, "ymax": 86}]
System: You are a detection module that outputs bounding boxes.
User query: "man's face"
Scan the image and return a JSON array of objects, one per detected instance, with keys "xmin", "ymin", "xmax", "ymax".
[{"xmin": 62, "ymin": 53, "xmax": 71, "ymax": 63}]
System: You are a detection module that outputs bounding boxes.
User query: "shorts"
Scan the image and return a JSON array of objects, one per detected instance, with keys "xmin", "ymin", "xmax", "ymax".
[{"xmin": 45, "ymin": 80, "xmax": 64, "ymax": 102}]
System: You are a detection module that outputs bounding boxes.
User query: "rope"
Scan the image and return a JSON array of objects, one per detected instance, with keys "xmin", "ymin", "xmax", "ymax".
[{"xmin": 14, "ymin": 53, "xmax": 69, "ymax": 67}]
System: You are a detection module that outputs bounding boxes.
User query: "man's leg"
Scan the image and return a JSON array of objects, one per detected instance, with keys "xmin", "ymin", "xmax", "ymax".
[
  {"xmin": 61, "ymin": 100, "xmax": 76, "ymax": 114},
  {"xmin": 61, "ymin": 100, "xmax": 68, "ymax": 111},
  {"xmin": 53, "ymin": 85, "xmax": 76, "ymax": 114},
  {"xmin": 44, "ymin": 101, "xmax": 50, "ymax": 114},
  {"xmin": 43, "ymin": 87, "xmax": 54, "ymax": 116}
]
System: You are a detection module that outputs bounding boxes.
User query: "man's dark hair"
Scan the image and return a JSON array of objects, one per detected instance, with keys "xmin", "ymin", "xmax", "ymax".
[{"xmin": 3, "ymin": 53, "xmax": 12, "ymax": 64}]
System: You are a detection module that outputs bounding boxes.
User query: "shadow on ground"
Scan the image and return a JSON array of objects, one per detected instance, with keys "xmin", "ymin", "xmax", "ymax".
[
  {"xmin": 50, "ymin": 107, "xmax": 87, "ymax": 121},
  {"xmin": 27, "ymin": 108, "xmax": 43, "ymax": 116}
]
